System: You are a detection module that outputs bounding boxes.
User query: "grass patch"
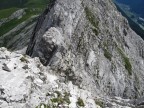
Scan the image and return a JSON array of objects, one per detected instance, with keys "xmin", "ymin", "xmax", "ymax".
[
  {"xmin": 54, "ymin": 91, "xmax": 61, "ymax": 97},
  {"xmin": 123, "ymin": 57, "xmax": 132, "ymax": 75},
  {"xmin": 85, "ymin": 7, "xmax": 99, "ymax": 28},
  {"xmin": 0, "ymin": 8, "xmax": 18, "ymax": 19},
  {"xmin": 36, "ymin": 103, "xmax": 50, "ymax": 108},
  {"xmin": 20, "ymin": 56, "xmax": 29, "ymax": 63},
  {"xmin": 2, "ymin": 17, "xmax": 37, "ymax": 48},
  {"xmin": 104, "ymin": 49, "xmax": 112, "ymax": 61},
  {"xmin": 51, "ymin": 97, "xmax": 70, "ymax": 105},
  {"xmin": 85, "ymin": 7, "xmax": 99, "ymax": 36},
  {"xmin": 92, "ymin": 28, "xmax": 99, "ymax": 36},
  {"xmin": 51, "ymin": 98, "xmax": 63, "ymax": 103},
  {"xmin": 51, "ymin": 91, "xmax": 71, "ymax": 105},
  {"xmin": 95, "ymin": 99, "xmax": 104, "ymax": 108},
  {"xmin": 0, "ymin": 8, "xmax": 39, "ymax": 36},
  {"xmin": 25, "ymin": 0, "xmax": 50, "ymax": 8},
  {"xmin": 117, "ymin": 47, "xmax": 132, "ymax": 75},
  {"xmin": 76, "ymin": 97, "xmax": 85, "ymax": 107},
  {"xmin": 0, "ymin": 0, "xmax": 50, "ymax": 9}
]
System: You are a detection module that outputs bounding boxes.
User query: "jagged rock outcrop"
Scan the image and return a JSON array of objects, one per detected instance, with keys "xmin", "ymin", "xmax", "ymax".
[
  {"xmin": 26, "ymin": 0, "xmax": 144, "ymax": 99},
  {"xmin": 0, "ymin": 47, "xmax": 137, "ymax": 108}
]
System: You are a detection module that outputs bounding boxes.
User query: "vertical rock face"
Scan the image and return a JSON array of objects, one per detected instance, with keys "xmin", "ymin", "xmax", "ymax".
[{"xmin": 27, "ymin": 0, "xmax": 144, "ymax": 99}]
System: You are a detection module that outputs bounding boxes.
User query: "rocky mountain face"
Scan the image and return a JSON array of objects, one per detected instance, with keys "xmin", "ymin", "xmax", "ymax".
[
  {"xmin": 27, "ymin": 0, "xmax": 144, "ymax": 98},
  {"xmin": 0, "ymin": 0, "xmax": 144, "ymax": 108},
  {"xmin": 0, "ymin": 47, "xmax": 137, "ymax": 108}
]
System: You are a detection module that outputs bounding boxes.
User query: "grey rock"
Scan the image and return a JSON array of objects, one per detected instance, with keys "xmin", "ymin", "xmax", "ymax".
[
  {"xmin": 2, "ymin": 63, "xmax": 11, "ymax": 72},
  {"xmin": 26, "ymin": 0, "xmax": 144, "ymax": 99},
  {"xmin": 0, "ymin": 0, "xmax": 144, "ymax": 107},
  {"xmin": 22, "ymin": 65, "xmax": 29, "ymax": 70},
  {"xmin": 9, "ymin": 9, "xmax": 25, "ymax": 20},
  {"xmin": 0, "ymin": 47, "xmax": 137, "ymax": 108}
]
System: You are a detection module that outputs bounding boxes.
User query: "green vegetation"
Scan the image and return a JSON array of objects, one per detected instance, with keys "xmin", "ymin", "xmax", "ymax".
[
  {"xmin": 0, "ymin": 8, "xmax": 39, "ymax": 36},
  {"xmin": 63, "ymin": 92, "xmax": 71, "ymax": 105},
  {"xmin": 0, "ymin": 8, "xmax": 18, "ymax": 19},
  {"xmin": 85, "ymin": 7, "xmax": 99, "ymax": 35},
  {"xmin": 92, "ymin": 28, "xmax": 99, "ymax": 36},
  {"xmin": 76, "ymin": 97, "xmax": 85, "ymax": 107},
  {"xmin": 20, "ymin": 56, "xmax": 29, "ymax": 63},
  {"xmin": 0, "ymin": 0, "xmax": 50, "ymax": 19},
  {"xmin": 0, "ymin": 0, "xmax": 50, "ymax": 36},
  {"xmin": 0, "ymin": 0, "xmax": 51, "ymax": 49},
  {"xmin": 36, "ymin": 103, "xmax": 50, "ymax": 108},
  {"xmin": 54, "ymin": 91, "xmax": 61, "ymax": 97},
  {"xmin": 51, "ymin": 97, "xmax": 71, "ymax": 105},
  {"xmin": 124, "ymin": 57, "xmax": 132, "ymax": 75},
  {"xmin": 95, "ymin": 99, "xmax": 104, "ymax": 108},
  {"xmin": 117, "ymin": 47, "xmax": 132, "ymax": 75},
  {"xmin": 0, "ymin": 0, "xmax": 50, "ymax": 9},
  {"xmin": 51, "ymin": 98, "xmax": 63, "ymax": 103},
  {"xmin": 51, "ymin": 91, "xmax": 71, "ymax": 105},
  {"xmin": 25, "ymin": 0, "xmax": 51, "ymax": 8},
  {"xmin": 6, "ymin": 17, "xmax": 36, "ymax": 49},
  {"xmin": 102, "ymin": 41, "xmax": 112, "ymax": 61},
  {"xmin": 85, "ymin": 7, "xmax": 99, "ymax": 28},
  {"xmin": 104, "ymin": 49, "xmax": 112, "ymax": 61}
]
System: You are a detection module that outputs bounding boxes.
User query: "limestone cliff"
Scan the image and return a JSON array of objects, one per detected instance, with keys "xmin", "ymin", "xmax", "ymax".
[
  {"xmin": 27, "ymin": 0, "xmax": 144, "ymax": 98},
  {"xmin": 0, "ymin": 0, "xmax": 144, "ymax": 108},
  {"xmin": 0, "ymin": 47, "xmax": 137, "ymax": 108}
]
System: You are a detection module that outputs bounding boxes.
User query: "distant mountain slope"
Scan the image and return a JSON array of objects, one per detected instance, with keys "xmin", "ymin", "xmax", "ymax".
[
  {"xmin": 0, "ymin": 0, "xmax": 144, "ymax": 108},
  {"xmin": 115, "ymin": 0, "xmax": 144, "ymax": 18},
  {"xmin": 0, "ymin": 0, "xmax": 27, "ymax": 9},
  {"xmin": 113, "ymin": 0, "xmax": 144, "ymax": 40},
  {"xmin": 0, "ymin": 0, "xmax": 50, "ymax": 9},
  {"xmin": 0, "ymin": 0, "xmax": 50, "ymax": 20},
  {"xmin": 0, "ymin": 0, "xmax": 50, "ymax": 51}
]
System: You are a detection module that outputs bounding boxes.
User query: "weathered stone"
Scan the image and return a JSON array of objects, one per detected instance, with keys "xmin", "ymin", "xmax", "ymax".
[
  {"xmin": 0, "ymin": 0, "xmax": 144, "ymax": 107},
  {"xmin": 22, "ymin": 65, "xmax": 29, "ymax": 70},
  {"xmin": 2, "ymin": 63, "xmax": 11, "ymax": 72},
  {"xmin": 26, "ymin": 0, "xmax": 144, "ymax": 99}
]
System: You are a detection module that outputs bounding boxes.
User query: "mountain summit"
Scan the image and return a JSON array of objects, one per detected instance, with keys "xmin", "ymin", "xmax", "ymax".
[{"xmin": 0, "ymin": 0, "xmax": 144, "ymax": 108}]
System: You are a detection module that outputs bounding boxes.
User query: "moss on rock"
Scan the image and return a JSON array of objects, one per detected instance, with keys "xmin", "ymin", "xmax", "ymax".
[{"xmin": 76, "ymin": 97, "xmax": 85, "ymax": 107}]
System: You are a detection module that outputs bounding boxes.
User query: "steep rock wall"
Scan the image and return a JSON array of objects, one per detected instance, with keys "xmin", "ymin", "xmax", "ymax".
[{"xmin": 26, "ymin": 0, "xmax": 144, "ymax": 99}]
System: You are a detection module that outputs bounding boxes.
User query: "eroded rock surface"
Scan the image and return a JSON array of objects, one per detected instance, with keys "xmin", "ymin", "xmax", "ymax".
[
  {"xmin": 27, "ymin": 0, "xmax": 144, "ymax": 99},
  {"xmin": 0, "ymin": 0, "xmax": 144, "ymax": 107},
  {"xmin": 0, "ymin": 47, "xmax": 138, "ymax": 108}
]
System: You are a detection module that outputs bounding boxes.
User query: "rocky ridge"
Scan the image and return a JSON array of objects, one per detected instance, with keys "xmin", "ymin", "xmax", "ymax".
[
  {"xmin": 0, "ymin": 0, "xmax": 144, "ymax": 107},
  {"xmin": 0, "ymin": 47, "xmax": 137, "ymax": 108},
  {"xmin": 27, "ymin": 0, "xmax": 144, "ymax": 99}
]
